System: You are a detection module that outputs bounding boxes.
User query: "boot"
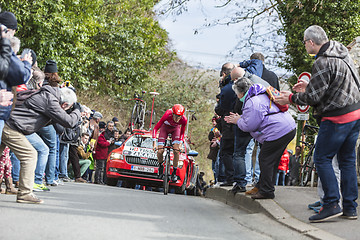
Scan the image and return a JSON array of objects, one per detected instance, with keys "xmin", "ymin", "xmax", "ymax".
[
  {"xmin": 0, "ymin": 178, "xmax": 5, "ymax": 194},
  {"xmin": 5, "ymin": 177, "xmax": 18, "ymax": 195}
]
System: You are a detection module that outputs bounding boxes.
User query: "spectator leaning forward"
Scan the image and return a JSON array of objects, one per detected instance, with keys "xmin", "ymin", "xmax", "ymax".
[{"xmin": 0, "ymin": 86, "xmax": 81, "ymax": 204}]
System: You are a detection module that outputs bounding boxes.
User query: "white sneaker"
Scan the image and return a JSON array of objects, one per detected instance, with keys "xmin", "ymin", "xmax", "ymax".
[
  {"xmin": 213, "ymin": 182, "xmax": 223, "ymax": 188},
  {"xmin": 55, "ymin": 179, "xmax": 64, "ymax": 185}
]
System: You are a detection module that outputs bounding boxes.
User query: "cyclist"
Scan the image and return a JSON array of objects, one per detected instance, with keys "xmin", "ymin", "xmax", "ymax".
[{"xmin": 152, "ymin": 104, "xmax": 187, "ymax": 182}]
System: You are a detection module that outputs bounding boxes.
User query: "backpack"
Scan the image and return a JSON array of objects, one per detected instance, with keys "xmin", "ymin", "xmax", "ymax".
[{"xmin": 265, "ymin": 86, "xmax": 289, "ymax": 112}]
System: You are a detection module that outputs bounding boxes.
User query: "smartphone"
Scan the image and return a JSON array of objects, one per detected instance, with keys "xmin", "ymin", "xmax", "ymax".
[{"xmin": 20, "ymin": 48, "xmax": 31, "ymax": 59}]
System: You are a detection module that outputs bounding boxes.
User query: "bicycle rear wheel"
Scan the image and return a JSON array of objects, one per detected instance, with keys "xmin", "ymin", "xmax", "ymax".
[
  {"xmin": 300, "ymin": 156, "xmax": 314, "ymax": 186},
  {"xmin": 163, "ymin": 152, "xmax": 170, "ymax": 195},
  {"xmin": 130, "ymin": 104, "xmax": 139, "ymax": 131}
]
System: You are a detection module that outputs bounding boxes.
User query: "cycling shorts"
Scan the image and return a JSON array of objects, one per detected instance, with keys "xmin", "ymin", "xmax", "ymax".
[{"xmin": 157, "ymin": 124, "xmax": 181, "ymax": 145}]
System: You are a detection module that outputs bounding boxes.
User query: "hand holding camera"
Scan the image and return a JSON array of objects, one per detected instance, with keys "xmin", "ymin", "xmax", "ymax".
[{"xmin": 20, "ymin": 48, "xmax": 33, "ymax": 66}]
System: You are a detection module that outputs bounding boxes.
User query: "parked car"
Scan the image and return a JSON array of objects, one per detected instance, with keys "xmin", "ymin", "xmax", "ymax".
[{"xmin": 106, "ymin": 130, "xmax": 199, "ymax": 194}]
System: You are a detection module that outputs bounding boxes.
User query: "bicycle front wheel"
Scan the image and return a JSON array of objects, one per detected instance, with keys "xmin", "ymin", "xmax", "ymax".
[
  {"xmin": 163, "ymin": 153, "xmax": 170, "ymax": 195},
  {"xmin": 300, "ymin": 156, "xmax": 314, "ymax": 186}
]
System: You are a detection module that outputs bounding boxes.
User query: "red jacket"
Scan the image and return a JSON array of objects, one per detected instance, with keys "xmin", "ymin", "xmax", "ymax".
[
  {"xmin": 278, "ymin": 149, "xmax": 290, "ymax": 172},
  {"xmin": 94, "ymin": 132, "xmax": 110, "ymax": 160}
]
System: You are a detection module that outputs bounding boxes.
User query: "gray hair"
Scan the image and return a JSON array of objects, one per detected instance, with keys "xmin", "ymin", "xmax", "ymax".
[
  {"xmin": 304, "ymin": 25, "xmax": 328, "ymax": 45},
  {"xmin": 232, "ymin": 77, "xmax": 252, "ymax": 96},
  {"xmin": 10, "ymin": 36, "xmax": 20, "ymax": 54},
  {"xmin": 250, "ymin": 52, "xmax": 265, "ymax": 62},
  {"xmin": 59, "ymin": 87, "xmax": 77, "ymax": 105}
]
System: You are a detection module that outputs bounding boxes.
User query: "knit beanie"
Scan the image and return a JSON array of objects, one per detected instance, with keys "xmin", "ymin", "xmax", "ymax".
[
  {"xmin": 0, "ymin": 11, "xmax": 17, "ymax": 30},
  {"xmin": 44, "ymin": 60, "xmax": 58, "ymax": 73}
]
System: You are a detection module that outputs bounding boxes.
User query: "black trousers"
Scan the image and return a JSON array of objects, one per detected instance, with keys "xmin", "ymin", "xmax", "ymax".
[
  {"xmin": 257, "ymin": 129, "xmax": 296, "ymax": 197},
  {"xmin": 68, "ymin": 144, "xmax": 81, "ymax": 179},
  {"xmin": 95, "ymin": 159, "xmax": 106, "ymax": 184},
  {"xmin": 219, "ymin": 138, "xmax": 234, "ymax": 183}
]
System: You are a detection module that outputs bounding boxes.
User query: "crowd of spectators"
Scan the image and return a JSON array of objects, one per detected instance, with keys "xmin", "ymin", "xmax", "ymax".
[{"xmin": 0, "ymin": 11, "xmax": 132, "ymax": 203}]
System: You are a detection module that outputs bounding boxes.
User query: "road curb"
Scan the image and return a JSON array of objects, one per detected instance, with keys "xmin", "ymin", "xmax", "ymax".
[{"xmin": 205, "ymin": 187, "xmax": 343, "ymax": 240}]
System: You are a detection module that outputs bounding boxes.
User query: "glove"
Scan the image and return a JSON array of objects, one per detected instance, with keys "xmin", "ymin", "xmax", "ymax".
[{"xmin": 72, "ymin": 102, "xmax": 81, "ymax": 112}]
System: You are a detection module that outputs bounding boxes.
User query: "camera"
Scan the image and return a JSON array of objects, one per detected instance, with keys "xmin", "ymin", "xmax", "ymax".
[{"xmin": 20, "ymin": 48, "xmax": 31, "ymax": 59}]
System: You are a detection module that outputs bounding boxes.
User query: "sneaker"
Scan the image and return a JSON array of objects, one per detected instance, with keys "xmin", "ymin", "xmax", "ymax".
[
  {"xmin": 54, "ymin": 179, "xmax": 64, "ymax": 185},
  {"xmin": 46, "ymin": 181, "xmax": 58, "ymax": 186},
  {"xmin": 308, "ymin": 201, "xmax": 321, "ymax": 210},
  {"xmin": 245, "ymin": 187, "xmax": 259, "ymax": 196},
  {"xmin": 61, "ymin": 176, "xmax": 72, "ymax": 182},
  {"xmin": 309, "ymin": 204, "xmax": 342, "ymax": 223},
  {"xmin": 17, "ymin": 193, "xmax": 44, "ymax": 204},
  {"xmin": 341, "ymin": 211, "xmax": 358, "ymax": 220},
  {"xmin": 33, "ymin": 183, "xmax": 50, "ymax": 192},
  {"xmin": 220, "ymin": 181, "xmax": 234, "ymax": 187},
  {"xmin": 213, "ymin": 182, "xmax": 222, "ymax": 188},
  {"xmin": 313, "ymin": 206, "xmax": 322, "ymax": 213},
  {"xmin": 231, "ymin": 184, "xmax": 246, "ymax": 195},
  {"xmin": 75, "ymin": 178, "xmax": 87, "ymax": 183}
]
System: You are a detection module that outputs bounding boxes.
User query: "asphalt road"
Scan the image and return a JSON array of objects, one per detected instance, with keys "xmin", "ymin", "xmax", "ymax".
[{"xmin": 0, "ymin": 183, "xmax": 311, "ymax": 240}]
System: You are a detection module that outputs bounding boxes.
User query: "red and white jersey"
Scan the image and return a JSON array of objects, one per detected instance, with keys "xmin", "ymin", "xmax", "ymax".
[{"xmin": 152, "ymin": 109, "xmax": 187, "ymax": 141}]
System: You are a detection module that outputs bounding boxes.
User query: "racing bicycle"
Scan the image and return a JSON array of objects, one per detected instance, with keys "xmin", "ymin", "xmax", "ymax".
[
  {"xmin": 299, "ymin": 124, "xmax": 319, "ymax": 187},
  {"xmin": 129, "ymin": 91, "xmax": 146, "ymax": 131},
  {"xmin": 161, "ymin": 136, "xmax": 181, "ymax": 195}
]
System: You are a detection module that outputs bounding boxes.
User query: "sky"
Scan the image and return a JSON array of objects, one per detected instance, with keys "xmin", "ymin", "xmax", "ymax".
[{"xmin": 155, "ymin": 0, "xmax": 286, "ymax": 73}]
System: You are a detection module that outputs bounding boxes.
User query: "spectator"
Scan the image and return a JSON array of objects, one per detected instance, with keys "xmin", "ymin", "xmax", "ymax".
[
  {"xmin": 207, "ymin": 116, "xmax": 220, "ymax": 182},
  {"xmin": 112, "ymin": 117, "xmax": 120, "ymax": 131},
  {"xmin": 288, "ymin": 146, "xmax": 301, "ymax": 186},
  {"xmin": 0, "ymin": 85, "xmax": 81, "ymax": 203},
  {"xmin": 276, "ymin": 25, "xmax": 360, "ymax": 222},
  {"xmin": 72, "ymin": 132, "xmax": 92, "ymax": 179},
  {"xmin": 89, "ymin": 111, "xmax": 102, "ymax": 149},
  {"xmin": 250, "ymin": 52, "xmax": 280, "ymax": 90},
  {"xmin": 214, "ymin": 62, "xmax": 237, "ymax": 186},
  {"xmin": 225, "ymin": 78, "xmax": 296, "ymax": 199},
  {"xmin": 119, "ymin": 128, "xmax": 132, "ymax": 144},
  {"xmin": 94, "ymin": 122, "xmax": 112, "ymax": 184},
  {"xmin": 108, "ymin": 129, "xmax": 122, "ymax": 154},
  {"xmin": 0, "ymin": 147, "xmax": 17, "ymax": 194},
  {"xmin": 103, "ymin": 120, "xmax": 115, "ymax": 140},
  {"xmin": 275, "ymin": 149, "xmax": 290, "ymax": 186}
]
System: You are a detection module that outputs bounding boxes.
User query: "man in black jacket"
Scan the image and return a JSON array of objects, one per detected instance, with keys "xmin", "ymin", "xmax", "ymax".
[
  {"xmin": 0, "ymin": 86, "xmax": 81, "ymax": 204},
  {"xmin": 214, "ymin": 62, "xmax": 236, "ymax": 186},
  {"xmin": 250, "ymin": 52, "xmax": 280, "ymax": 90}
]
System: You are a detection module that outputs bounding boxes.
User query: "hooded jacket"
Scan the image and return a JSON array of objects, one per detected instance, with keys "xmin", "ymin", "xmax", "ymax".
[
  {"xmin": 6, "ymin": 85, "xmax": 80, "ymax": 135},
  {"xmin": 237, "ymin": 84, "xmax": 296, "ymax": 144},
  {"xmin": 292, "ymin": 41, "xmax": 360, "ymax": 117}
]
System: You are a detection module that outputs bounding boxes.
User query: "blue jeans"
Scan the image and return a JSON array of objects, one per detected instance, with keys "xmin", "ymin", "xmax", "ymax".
[
  {"xmin": 0, "ymin": 119, "xmax": 4, "ymax": 144},
  {"xmin": 55, "ymin": 134, "xmax": 60, "ymax": 180},
  {"xmin": 59, "ymin": 143, "xmax": 69, "ymax": 178},
  {"xmin": 314, "ymin": 119, "xmax": 360, "ymax": 212},
  {"xmin": 26, "ymin": 133, "xmax": 50, "ymax": 185},
  {"xmin": 37, "ymin": 125, "xmax": 57, "ymax": 184},
  {"xmin": 276, "ymin": 170, "xmax": 286, "ymax": 186},
  {"xmin": 233, "ymin": 128, "xmax": 252, "ymax": 187},
  {"xmin": 10, "ymin": 151, "xmax": 20, "ymax": 182},
  {"xmin": 245, "ymin": 139, "xmax": 260, "ymax": 184}
]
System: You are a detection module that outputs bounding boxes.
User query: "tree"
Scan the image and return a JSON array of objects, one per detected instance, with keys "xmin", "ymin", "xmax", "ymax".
[{"xmin": 1, "ymin": 0, "xmax": 173, "ymax": 95}]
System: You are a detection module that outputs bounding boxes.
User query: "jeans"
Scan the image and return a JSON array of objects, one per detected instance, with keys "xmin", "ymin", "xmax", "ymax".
[
  {"xmin": 314, "ymin": 119, "xmax": 360, "ymax": 212},
  {"xmin": 276, "ymin": 170, "xmax": 286, "ymax": 186},
  {"xmin": 37, "ymin": 125, "xmax": 57, "ymax": 184},
  {"xmin": 59, "ymin": 143, "xmax": 69, "ymax": 178},
  {"xmin": 233, "ymin": 128, "xmax": 252, "ymax": 187},
  {"xmin": 55, "ymin": 134, "xmax": 60, "ymax": 180},
  {"xmin": 245, "ymin": 139, "xmax": 260, "ymax": 184},
  {"xmin": 10, "ymin": 151, "xmax": 20, "ymax": 182},
  {"xmin": 26, "ymin": 133, "xmax": 49, "ymax": 185},
  {"xmin": 0, "ymin": 119, "xmax": 4, "ymax": 144},
  {"xmin": 215, "ymin": 144, "xmax": 225, "ymax": 182}
]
